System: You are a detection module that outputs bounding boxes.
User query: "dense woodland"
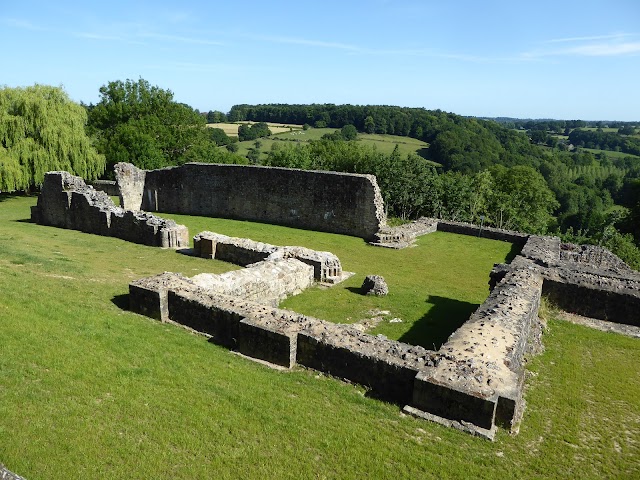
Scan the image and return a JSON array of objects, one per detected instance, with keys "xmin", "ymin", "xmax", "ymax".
[{"xmin": 1, "ymin": 81, "xmax": 639, "ymax": 267}]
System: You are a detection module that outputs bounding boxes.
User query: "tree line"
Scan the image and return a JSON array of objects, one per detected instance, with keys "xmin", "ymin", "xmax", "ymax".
[{"xmin": 2, "ymin": 83, "xmax": 640, "ymax": 268}]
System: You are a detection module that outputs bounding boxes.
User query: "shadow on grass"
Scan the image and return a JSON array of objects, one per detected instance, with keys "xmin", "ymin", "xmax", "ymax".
[
  {"xmin": 346, "ymin": 286, "xmax": 364, "ymax": 295},
  {"xmin": 399, "ymin": 295, "xmax": 479, "ymax": 351},
  {"xmin": 111, "ymin": 294, "xmax": 130, "ymax": 311}
]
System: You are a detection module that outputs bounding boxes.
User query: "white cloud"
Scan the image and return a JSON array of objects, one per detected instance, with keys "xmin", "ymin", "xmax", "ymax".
[{"xmin": 526, "ymin": 33, "xmax": 640, "ymax": 58}]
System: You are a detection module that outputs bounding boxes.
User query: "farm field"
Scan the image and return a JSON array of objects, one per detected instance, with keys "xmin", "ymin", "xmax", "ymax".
[
  {"xmin": 207, "ymin": 121, "xmax": 303, "ymax": 136},
  {"xmin": 581, "ymin": 147, "xmax": 640, "ymax": 160},
  {"xmin": 1, "ymin": 195, "xmax": 639, "ymax": 479},
  {"xmin": 227, "ymin": 127, "xmax": 433, "ymax": 164}
]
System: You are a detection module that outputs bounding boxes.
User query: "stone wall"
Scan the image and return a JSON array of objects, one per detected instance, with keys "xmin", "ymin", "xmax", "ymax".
[
  {"xmin": 190, "ymin": 259, "xmax": 314, "ymax": 307},
  {"xmin": 493, "ymin": 235, "xmax": 640, "ymax": 326},
  {"xmin": 114, "ymin": 162, "xmax": 387, "ymax": 240},
  {"xmin": 89, "ymin": 180, "xmax": 119, "ymax": 196},
  {"xmin": 193, "ymin": 231, "xmax": 344, "ymax": 283},
  {"xmin": 410, "ymin": 267, "xmax": 543, "ymax": 434},
  {"xmin": 31, "ymin": 171, "xmax": 189, "ymax": 248},
  {"xmin": 371, "ymin": 217, "xmax": 528, "ymax": 248}
]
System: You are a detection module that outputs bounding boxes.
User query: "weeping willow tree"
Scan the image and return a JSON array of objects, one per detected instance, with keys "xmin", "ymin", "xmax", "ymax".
[{"xmin": 0, "ymin": 85, "xmax": 105, "ymax": 191}]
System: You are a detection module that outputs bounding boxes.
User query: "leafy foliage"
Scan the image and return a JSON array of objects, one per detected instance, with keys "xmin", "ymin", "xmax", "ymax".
[
  {"xmin": 237, "ymin": 122, "xmax": 271, "ymax": 142},
  {"xmin": 0, "ymin": 85, "xmax": 105, "ymax": 191},
  {"xmin": 87, "ymin": 78, "xmax": 242, "ymax": 172}
]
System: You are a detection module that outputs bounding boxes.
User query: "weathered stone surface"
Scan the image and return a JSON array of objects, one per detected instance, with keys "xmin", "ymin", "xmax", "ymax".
[
  {"xmin": 411, "ymin": 268, "xmax": 543, "ymax": 431},
  {"xmin": 129, "ymin": 272, "xmax": 197, "ymax": 321},
  {"xmin": 191, "ymin": 259, "xmax": 314, "ymax": 307},
  {"xmin": 114, "ymin": 162, "xmax": 147, "ymax": 211},
  {"xmin": 114, "ymin": 162, "xmax": 387, "ymax": 240},
  {"xmin": 297, "ymin": 323, "xmax": 439, "ymax": 404},
  {"xmin": 493, "ymin": 241, "xmax": 640, "ymax": 326},
  {"xmin": 89, "ymin": 179, "xmax": 119, "ymax": 196},
  {"xmin": 193, "ymin": 231, "xmax": 345, "ymax": 283},
  {"xmin": 372, "ymin": 217, "xmax": 438, "ymax": 248},
  {"xmin": 32, "ymin": 171, "xmax": 189, "ymax": 248},
  {"xmin": 361, "ymin": 275, "xmax": 389, "ymax": 296}
]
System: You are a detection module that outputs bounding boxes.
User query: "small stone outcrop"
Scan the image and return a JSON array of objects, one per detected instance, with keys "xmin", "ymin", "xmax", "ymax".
[
  {"xmin": 31, "ymin": 171, "xmax": 189, "ymax": 248},
  {"xmin": 361, "ymin": 275, "xmax": 389, "ymax": 296}
]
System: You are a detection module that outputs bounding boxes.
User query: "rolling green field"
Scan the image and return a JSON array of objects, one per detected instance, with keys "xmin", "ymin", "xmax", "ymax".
[
  {"xmin": 581, "ymin": 147, "xmax": 640, "ymax": 160},
  {"xmin": 228, "ymin": 128, "xmax": 432, "ymax": 164},
  {"xmin": 1, "ymin": 195, "xmax": 639, "ymax": 479}
]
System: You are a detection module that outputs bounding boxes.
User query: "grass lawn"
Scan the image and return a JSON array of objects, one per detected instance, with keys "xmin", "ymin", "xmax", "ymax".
[{"xmin": 1, "ymin": 195, "xmax": 638, "ymax": 479}]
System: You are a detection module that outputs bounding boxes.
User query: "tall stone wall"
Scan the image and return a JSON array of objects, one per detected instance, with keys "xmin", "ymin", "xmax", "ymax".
[{"xmin": 114, "ymin": 162, "xmax": 387, "ymax": 239}]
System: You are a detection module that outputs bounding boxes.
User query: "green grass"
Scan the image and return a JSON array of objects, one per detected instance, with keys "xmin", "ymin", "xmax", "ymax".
[
  {"xmin": 227, "ymin": 128, "xmax": 434, "ymax": 165},
  {"xmin": 581, "ymin": 147, "xmax": 640, "ymax": 159},
  {"xmin": 1, "ymin": 195, "xmax": 639, "ymax": 479}
]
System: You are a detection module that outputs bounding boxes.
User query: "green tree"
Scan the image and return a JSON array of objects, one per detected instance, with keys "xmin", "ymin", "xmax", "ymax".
[
  {"xmin": 488, "ymin": 165, "xmax": 558, "ymax": 233},
  {"xmin": 87, "ymin": 78, "xmax": 235, "ymax": 171},
  {"xmin": 0, "ymin": 85, "xmax": 105, "ymax": 191},
  {"xmin": 364, "ymin": 115, "xmax": 375, "ymax": 134},
  {"xmin": 340, "ymin": 124, "xmax": 358, "ymax": 141}
]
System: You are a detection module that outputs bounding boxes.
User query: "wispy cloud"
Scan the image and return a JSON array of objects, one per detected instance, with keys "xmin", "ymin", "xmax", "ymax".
[
  {"xmin": 544, "ymin": 33, "xmax": 633, "ymax": 44},
  {"xmin": 1, "ymin": 17, "xmax": 44, "ymax": 31},
  {"xmin": 251, "ymin": 33, "xmax": 521, "ymax": 63},
  {"xmin": 525, "ymin": 33, "xmax": 640, "ymax": 58},
  {"xmin": 139, "ymin": 32, "xmax": 223, "ymax": 46},
  {"xmin": 254, "ymin": 34, "xmax": 362, "ymax": 52}
]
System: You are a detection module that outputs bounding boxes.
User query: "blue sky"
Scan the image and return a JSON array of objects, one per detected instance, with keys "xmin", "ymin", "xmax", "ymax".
[{"xmin": 2, "ymin": 0, "xmax": 639, "ymax": 120}]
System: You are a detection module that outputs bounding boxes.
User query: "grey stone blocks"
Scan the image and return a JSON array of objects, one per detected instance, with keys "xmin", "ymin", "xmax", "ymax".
[{"xmin": 32, "ymin": 171, "xmax": 189, "ymax": 248}]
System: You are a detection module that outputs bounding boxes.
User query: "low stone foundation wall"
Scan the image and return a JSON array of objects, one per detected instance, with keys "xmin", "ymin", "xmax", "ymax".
[
  {"xmin": 493, "ymin": 236, "xmax": 640, "ymax": 326},
  {"xmin": 371, "ymin": 217, "xmax": 528, "ymax": 248},
  {"xmin": 191, "ymin": 259, "xmax": 314, "ymax": 307},
  {"xmin": 128, "ymin": 259, "xmax": 544, "ymax": 438},
  {"xmin": 31, "ymin": 172, "xmax": 189, "ymax": 248},
  {"xmin": 410, "ymin": 268, "xmax": 543, "ymax": 433},
  {"xmin": 436, "ymin": 220, "xmax": 529, "ymax": 244},
  {"xmin": 193, "ymin": 231, "xmax": 344, "ymax": 283}
]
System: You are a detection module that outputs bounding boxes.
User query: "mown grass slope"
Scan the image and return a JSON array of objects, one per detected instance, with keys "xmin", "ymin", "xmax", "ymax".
[{"xmin": 1, "ymin": 195, "xmax": 638, "ymax": 479}]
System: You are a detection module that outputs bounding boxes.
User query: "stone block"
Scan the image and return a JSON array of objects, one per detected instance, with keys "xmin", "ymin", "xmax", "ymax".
[
  {"xmin": 238, "ymin": 318, "xmax": 298, "ymax": 368},
  {"xmin": 167, "ymin": 290, "xmax": 242, "ymax": 348},
  {"xmin": 412, "ymin": 372, "xmax": 498, "ymax": 430},
  {"xmin": 296, "ymin": 331, "xmax": 425, "ymax": 404}
]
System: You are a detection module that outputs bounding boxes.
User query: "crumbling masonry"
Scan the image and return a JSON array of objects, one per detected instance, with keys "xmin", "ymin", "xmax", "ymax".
[
  {"xmin": 31, "ymin": 171, "xmax": 188, "ymax": 248},
  {"xmin": 34, "ymin": 165, "xmax": 640, "ymax": 439}
]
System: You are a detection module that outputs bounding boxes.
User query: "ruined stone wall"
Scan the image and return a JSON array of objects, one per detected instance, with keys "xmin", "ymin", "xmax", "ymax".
[
  {"xmin": 114, "ymin": 162, "xmax": 387, "ymax": 239},
  {"xmin": 435, "ymin": 220, "xmax": 529, "ymax": 244},
  {"xmin": 129, "ymin": 272, "xmax": 440, "ymax": 400},
  {"xmin": 193, "ymin": 231, "xmax": 344, "ymax": 283},
  {"xmin": 492, "ymin": 235, "xmax": 640, "ymax": 326},
  {"xmin": 411, "ymin": 268, "xmax": 543, "ymax": 433},
  {"xmin": 190, "ymin": 259, "xmax": 314, "ymax": 307},
  {"xmin": 89, "ymin": 180, "xmax": 119, "ymax": 196},
  {"xmin": 31, "ymin": 171, "xmax": 189, "ymax": 248}
]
